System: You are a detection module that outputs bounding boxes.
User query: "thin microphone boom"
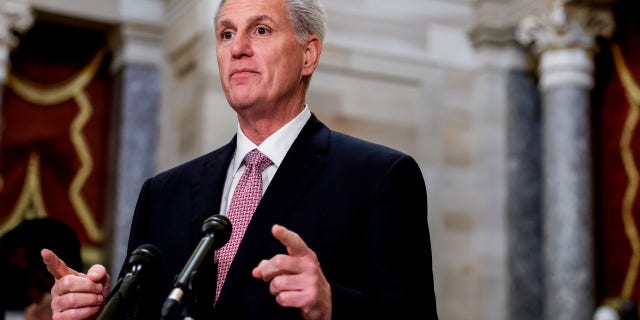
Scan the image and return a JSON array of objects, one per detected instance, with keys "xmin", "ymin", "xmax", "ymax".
[{"xmin": 160, "ymin": 215, "xmax": 232, "ymax": 319}]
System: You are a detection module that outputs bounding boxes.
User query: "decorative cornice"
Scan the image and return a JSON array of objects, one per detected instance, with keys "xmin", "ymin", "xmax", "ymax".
[{"xmin": 469, "ymin": 25, "xmax": 518, "ymax": 49}]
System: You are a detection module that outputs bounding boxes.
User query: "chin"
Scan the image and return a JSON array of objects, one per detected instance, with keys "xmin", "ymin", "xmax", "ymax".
[
  {"xmin": 228, "ymin": 101, "xmax": 256, "ymax": 114},
  {"xmin": 228, "ymin": 95, "xmax": 259, "ymax": 110}
]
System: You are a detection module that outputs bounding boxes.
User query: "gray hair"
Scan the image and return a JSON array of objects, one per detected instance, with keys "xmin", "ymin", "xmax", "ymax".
[{"xmin": 214, "ymin": 0, "xmax": 327, "ymax": 43}]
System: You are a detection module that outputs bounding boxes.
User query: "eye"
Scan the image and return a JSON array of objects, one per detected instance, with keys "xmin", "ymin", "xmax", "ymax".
[
  {"xmin": 256, "ymin": 26, "xmax": 269, "ymax": 35},
  {"xmin": 221, "ymin": 30, "xmax": 234, "ymax": 40}
]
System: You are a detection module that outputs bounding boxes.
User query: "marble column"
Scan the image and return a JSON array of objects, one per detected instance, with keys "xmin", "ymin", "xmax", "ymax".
[
  {"xmin": 106, "ymin": 24, "xmax": 163, "ymax": 276},
  {"xmin": 516, "ymin": 2, "xmax": 614, "ymax": 320},
  {"xmin": 470, "ymin": 24, "xmax": 543, "ymax": 320}
]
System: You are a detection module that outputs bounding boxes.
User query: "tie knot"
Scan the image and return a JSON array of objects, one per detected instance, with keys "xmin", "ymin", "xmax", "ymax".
[{"xmin": 243, "ymin": 149, "xmax": 272, "ymax": 172}]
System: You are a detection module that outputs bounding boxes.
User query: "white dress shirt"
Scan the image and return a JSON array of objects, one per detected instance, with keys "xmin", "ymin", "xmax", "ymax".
[{"xmin": 218, "ymin": 106, "xmax": 312, "ymax": 215}]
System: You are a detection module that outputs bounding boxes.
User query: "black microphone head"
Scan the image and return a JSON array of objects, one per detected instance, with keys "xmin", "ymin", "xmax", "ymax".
[
  {"xmin": 128, "ymin": 244, "xmax": 161, "ymax": 273},
  {"xmin": 201, "ymin": 215, "xmax": 232, "ymax": 249}
]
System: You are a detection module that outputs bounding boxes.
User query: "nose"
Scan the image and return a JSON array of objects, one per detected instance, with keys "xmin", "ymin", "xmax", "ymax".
[{"xmin": 230, "ymin": 32, "xmax": 252, "ymax": 59}]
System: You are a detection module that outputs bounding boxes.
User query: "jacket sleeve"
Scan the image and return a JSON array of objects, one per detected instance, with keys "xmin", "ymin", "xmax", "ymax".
[{"xmin": 331, "ymin": 155, "xmax": 438, "ymax": 320}]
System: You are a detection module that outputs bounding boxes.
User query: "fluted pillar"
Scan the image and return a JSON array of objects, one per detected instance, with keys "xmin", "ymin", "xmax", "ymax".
[{"xmin": 517, "ymin": 2, "xmax": 614, "ymax": 319}]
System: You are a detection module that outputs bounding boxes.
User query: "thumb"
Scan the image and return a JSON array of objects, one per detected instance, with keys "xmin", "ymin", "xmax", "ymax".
[
  {"xmin": 87, "ymin": 264, "xmax": 111, "ymax": 297},
  {"xmin": 86, "ymin": 264, "xmax": 109, "ymax": 283}
]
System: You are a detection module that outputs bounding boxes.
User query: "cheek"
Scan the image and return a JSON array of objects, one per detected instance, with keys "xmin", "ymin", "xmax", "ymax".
[
  {"xmin": 271, "ymin": 55, "xmax": 303, "ymax": 81},
  {"xmin": 216, "ymin": 51, "xmax": 229, "ymax": 76}
]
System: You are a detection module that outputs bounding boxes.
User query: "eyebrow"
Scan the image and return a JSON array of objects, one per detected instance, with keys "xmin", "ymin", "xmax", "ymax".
[{"xmin": 217, "ymin": 15, "xmax": 276, "ymax": 30}]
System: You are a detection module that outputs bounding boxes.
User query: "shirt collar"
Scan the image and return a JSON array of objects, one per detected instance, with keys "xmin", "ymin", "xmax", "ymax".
[{"xmin": 231, "ymin": 105, "xmax": 311, "ymax": 175}]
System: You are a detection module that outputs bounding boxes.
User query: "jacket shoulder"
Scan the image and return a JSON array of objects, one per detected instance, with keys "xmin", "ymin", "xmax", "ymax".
[{"xmin": 151, "ymin": 141, "xmax": 235, "ymax": 183}]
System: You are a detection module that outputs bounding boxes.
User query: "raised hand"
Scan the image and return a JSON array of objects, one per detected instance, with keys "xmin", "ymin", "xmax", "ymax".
[
  {"xmin": 252, "ymin": 224, "xmax": 331, "ymax": 320},
  {"xmin": 41, "ymin": 249, "xmax": 110, "ymax": 320}
]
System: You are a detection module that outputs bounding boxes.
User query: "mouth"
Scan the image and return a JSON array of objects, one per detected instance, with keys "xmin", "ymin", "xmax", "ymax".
[{"xmin": 231, "ymin": 69, "xmax": 257, "ymax": 79}]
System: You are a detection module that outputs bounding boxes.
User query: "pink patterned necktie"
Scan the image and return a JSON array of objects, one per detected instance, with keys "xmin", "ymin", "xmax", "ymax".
[{"xmin": 215, "ymin": 149, "xmax": 272, "ymax": 302}]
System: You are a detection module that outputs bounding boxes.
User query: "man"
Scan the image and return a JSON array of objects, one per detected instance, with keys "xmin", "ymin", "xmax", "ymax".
[{"xmin": 41, "ymin": 0, "xmax": 438, "ymax": 319}]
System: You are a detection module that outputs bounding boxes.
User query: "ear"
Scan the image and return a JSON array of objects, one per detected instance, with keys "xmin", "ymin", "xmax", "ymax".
[{"xmin": 302, "ymin": 35, "xmax": 322, "ymax": 77}]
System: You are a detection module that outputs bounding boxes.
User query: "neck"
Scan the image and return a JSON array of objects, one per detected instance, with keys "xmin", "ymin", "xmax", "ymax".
[{"xmin": 238, "ymin": 103, "xmax": 305, "ymax": 145}]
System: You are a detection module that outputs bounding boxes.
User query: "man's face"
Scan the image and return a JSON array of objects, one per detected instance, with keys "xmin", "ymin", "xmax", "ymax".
[{"xmin": 216, "ymin": 0, "xmax": 311, "ymax": 114}]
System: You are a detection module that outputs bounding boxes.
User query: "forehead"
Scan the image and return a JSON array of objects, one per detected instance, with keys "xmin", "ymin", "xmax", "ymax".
[{"xmin": 217, "ymin": 0, "xmax": 289, "ymax": 26}]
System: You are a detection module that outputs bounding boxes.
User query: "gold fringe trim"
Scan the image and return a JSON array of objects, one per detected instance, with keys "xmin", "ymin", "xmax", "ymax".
[
  {"xmin": 0, "ymin": 153, "xmax": 49, "ymax": 234},
  {"xmin": 69, "ymin": 91, "xmax": 102, "ymax": 243},
  {"xmin": 613, "ymin": 43, "xmax": 640, "ymax": 298},
  {"xmin": 6, "ymin": 50, "xmax": 105, "ymax": 105}
]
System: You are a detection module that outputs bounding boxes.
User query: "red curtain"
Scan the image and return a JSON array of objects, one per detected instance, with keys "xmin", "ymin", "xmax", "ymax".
[
  {"xmin": 593, "ymin": 1, "xmax": 640, "ymax": 303},
  {"xmin": 0, "ymin": 20, "xmax": 112, "ymax": 260}
]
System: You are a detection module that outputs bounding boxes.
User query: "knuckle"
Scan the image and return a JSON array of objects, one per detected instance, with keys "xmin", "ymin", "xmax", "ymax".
[
  {"xmin": 58, "ymin": 275, "xmax": 75, "ymax": 289},
  {"xmin": 271, "ymin": 274, "xmax": 284, "ymax": 289},
  {"xmin": 272, "ymin": 254, "xmax": 287, "ymax": 267},
  {"xmin": 63, "ymin": 294, "xmax": 79, "ymax": 309}
]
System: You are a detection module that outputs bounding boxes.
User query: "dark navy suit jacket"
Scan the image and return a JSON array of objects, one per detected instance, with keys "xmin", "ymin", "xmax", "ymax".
[{"xmin": 122, "ymin": 114, "xmax": 438, "ymax": 319}]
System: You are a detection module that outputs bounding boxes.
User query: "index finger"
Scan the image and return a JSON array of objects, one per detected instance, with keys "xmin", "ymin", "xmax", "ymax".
[
  {"xmin": 271, "ymin": 224, "xmax": 311, "ymax": 257},
  {"xmin": 41, "ymin": 248, "xmax": 79, "ymax": 280}
]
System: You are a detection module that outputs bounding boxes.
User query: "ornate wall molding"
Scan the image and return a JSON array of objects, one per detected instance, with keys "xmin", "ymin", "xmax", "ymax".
[{"xmin": 469, "ymin": 26, "xmax": 517, "ymax": 49}]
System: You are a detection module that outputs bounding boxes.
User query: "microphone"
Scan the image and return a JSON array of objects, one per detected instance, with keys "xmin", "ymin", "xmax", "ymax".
[
  {"xmin": 160, "ymin": 215, "xmax": 232, "ymax": 319},
  {"xmin": 98, "ymin": 244, "xmax": 161, "ymax": 320}
]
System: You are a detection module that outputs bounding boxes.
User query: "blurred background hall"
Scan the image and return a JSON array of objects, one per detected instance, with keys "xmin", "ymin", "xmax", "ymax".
[{"xmin": 0, "ymin": 0, "xmax": 637, "ymax": 319}]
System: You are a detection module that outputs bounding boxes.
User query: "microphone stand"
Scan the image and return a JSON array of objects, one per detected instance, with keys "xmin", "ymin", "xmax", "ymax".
[
  {"xmin": 160, "ymin": 215, "xmax": 231, "ymax": 320},
  {"xmin": 97, "ymin": 275, "xmax": 135, "ymax": 319},
  {"xmin": 97, "ymin": 244, "xmax": 161, "ymax": 320},
  {"xmin": 180, "ymin": 261, "xmax": 217, "ymax": 319}
]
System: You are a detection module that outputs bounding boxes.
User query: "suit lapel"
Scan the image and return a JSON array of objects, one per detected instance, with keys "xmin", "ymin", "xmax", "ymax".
[
  {"xmin": 188, "ymin": 136, "xmax": 237, "ymax": 246},
  {"xmin": 218, "ymin": 115, "xmax": 330, "ymax": 301}
]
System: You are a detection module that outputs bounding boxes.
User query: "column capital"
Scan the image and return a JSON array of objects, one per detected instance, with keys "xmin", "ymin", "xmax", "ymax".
[
  {"xmin": 0, "ymin": 0, "xmax": 33, "ymax": 83},
  {"xmin": 516, "ymin": 0, "xmax": 614, "ymax": 55},
  {"xmin": 516, "ymin": 0, "xmax": 615, "ymax": 90},
  {"xmin": 0, "ymin": 0, "xmax": 33, "ymax": 46}
]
